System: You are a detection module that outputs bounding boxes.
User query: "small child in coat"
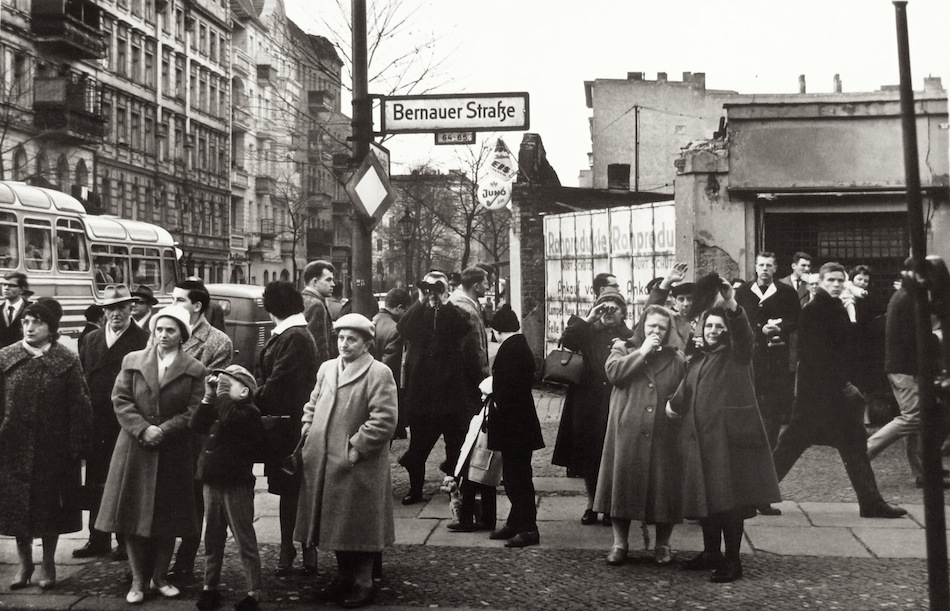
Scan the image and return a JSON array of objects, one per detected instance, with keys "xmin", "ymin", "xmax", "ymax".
[{"xmin": 190, "ymin": 364, "xmax": 265, "ymax": 611}]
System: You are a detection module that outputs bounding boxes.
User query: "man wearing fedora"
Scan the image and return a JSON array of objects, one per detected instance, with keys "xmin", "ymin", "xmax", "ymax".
[
  {"xmin": 74, "ymin": 285, "xmax": 150, "ymax": 560},
  {"xmin": 130, "ymin": 284, "xmax": 159, "ymax": 329},
  {"xmin": 0, "ymin": 272, "xmax": 32, "ymax": 348}
]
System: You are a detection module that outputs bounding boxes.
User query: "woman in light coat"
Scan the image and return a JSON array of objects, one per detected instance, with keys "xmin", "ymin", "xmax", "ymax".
[
  {"xmin": 95, "ymin": 306, "xmax": 206, "ymax": 605},
  {"xmin": 594, "ymin": 305, "xmax": 685, "ymax": 566},
  {"xmin": 295, "ymin": 313, "xmax": 398, "ymax": 608},
  {"xmin": 668, "ymin": 280, "xmax": 781, "ymax": 583},
  {"xmin": 0, "ymin": 298, "xmax": 92, "ymax": 591}
]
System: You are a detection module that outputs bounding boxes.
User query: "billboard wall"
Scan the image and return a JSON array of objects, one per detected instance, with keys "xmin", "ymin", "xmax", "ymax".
[{"xmin": 543, "ymin": 203, "xmax": 675, "ymax": 355}]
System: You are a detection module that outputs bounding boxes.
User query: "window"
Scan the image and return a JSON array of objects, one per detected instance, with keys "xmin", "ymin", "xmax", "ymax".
[
  {"xmin": 199, "ymin": 24, "xmax": 206, "ymax": 55},
  {"xmin": 100, "ymin": 176, "xmax": 112, "ymax": 213},
  {"xmin": 199, "ymin": 73, "xmax": 207, "ymax": 112},
  {"xmin": 161, "ymin": 51, "xmax": 169, "ymax": 93},
  {"xmin": 144, "ymin": 112, "xmax": 154, "ymax": 154},
  {"xmin": 0, "ymin": 212, "xmax": 19, "ymax": 269},
  {"xmin": 131, "ymin": 109, "xmax": 141, "ymax": 149},
  {"xmin": 92, "ymin": 245, "xmax": 130, "ymax": 290},
  {"xmin": 175, "ymin": 8, "xmax": 183, "ymax": 39},
  {"xmin": 174, "ymin": 117, "xmax": 184, "ymax": 158},
  {"xmin": 162, "ymin": 248, "xmax": 177, "ymax": 292},
  {"xmin": 131, "ymin": 247, "xmax": 162, "ymax": 286},
  {"xmin": 13, "ymin": 51, "xmax": 28, "ymax": 105},
  {"xmin": 55, "ymin": 219, "xmax": 89, "ymax": 272},
  {"xmin": 607, "ymin": 163, "xmax": 631, "ymax": 190},
  {"xmin": 190, "ymin": 65, "xmax": 197, "ymax": 109},
  {"xmin": 144, "ymin": 43, "xmax": 155, "ymax": 88},
  {"xmin": 198, "ymin": 135, "xmax": 207, "ymax": 170},
  {"xmin": 209, "ymin": 33, "xmax": 216, "ymax": 62},
  {"xmin": 116, "ymin": 31, "xmax": 127, "ymax": 76},
  {"xmin": 209, "ymin": 79, "xmax": 217, "ymax": 115},
  {"xmin": 162, "ymin": 0, "xmax": 170, "ymax": 33},
  {"xmin": 23, "ymin": 218, "xmax": 52, "ymax": 271},
  {"xmin": 101, "ymin": 98, "xmax": 112, "ymax": 141},
  {"xmin": 145, "ymin": 0, "xmax": 154, "ymax": 22},
  {"xmin": 135, "ymin": 178, "xmax": 146, "ymax": 220},
  {"xmin": 116, "ymin": 106, "xmax": 127, "ymax": 144},
  {"xmin": 131, "ymin": 40, "xmax": 141, "ymax": 82},
  {"xmin": 174, "ymin": 55, "xmax": 184, "ymax": 99}
]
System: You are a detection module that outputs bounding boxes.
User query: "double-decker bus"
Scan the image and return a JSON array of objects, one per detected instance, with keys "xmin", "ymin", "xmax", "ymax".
[{"xmin": 0, "ymin": 181, "xmax": 179, "ymax": 351}]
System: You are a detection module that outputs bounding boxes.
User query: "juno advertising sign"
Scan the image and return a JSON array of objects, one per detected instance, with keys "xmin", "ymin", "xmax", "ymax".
[
  {"xmin": 543, "ymin": 203, "xmax": 676, "ymax": 356},
  {"xmin": 381, "ymin": 93, "xmax": 530, "ymax": 134}
]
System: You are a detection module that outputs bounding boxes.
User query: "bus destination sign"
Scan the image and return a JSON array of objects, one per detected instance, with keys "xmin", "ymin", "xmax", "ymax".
[{"xmin": 381, "ymin": 92, "xmax": 529, "ymax": 134}]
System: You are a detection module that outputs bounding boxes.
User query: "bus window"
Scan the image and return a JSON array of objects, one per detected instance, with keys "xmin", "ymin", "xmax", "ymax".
[
  {"xmin": 23, "ymin": 218, "xmax": 52, "ymax": 271},
  {"xmin": 0, "ymin": 212, "xmax": 18, "ymax": 269},
  {"xmin": 162, "ymin": 248, "xmax": 178, "ymax": 293},
  {"xmin": 91, "ymin": 244, "xmax": 129, "ymax": 290},
  {"xmin": 131, "ymin": 247, "xmax": 162, "ymax": 287},
  {"xmin": 56, "ymin": 218, "xmax": 90, "ymax": 272}
]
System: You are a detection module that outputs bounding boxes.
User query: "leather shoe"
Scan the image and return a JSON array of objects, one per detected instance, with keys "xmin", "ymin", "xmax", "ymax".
[
  {"xmin": 126, "ymin": 589, "xmax": 144, "ymax": 605},
  {"xmin": 72, "ymin": 542, "xmax": 111, "ymax": 559},
  {"xmin": 757, "ymin": 505, "xmax": 782, "ymax": 516},
  {"xmin": 401, "ymin": 492, "xmax": 424, "ymax": 505},
  {"xmin": 654, "ymin": 544, "xmax": 673, "ymax": 565},
  {"xmin": 601, "ymin": 513, "xmax": 612, "ymax": 526},
  {"xmin": 196, "ymin": 588, "xmax": 222, "ymax": 610},
  {"xmin": 446, "ymin": 520, "xmax": 476, "ymax": 532},
  {"xmin": 505, "ymin": 530, "xmax": 540, "ymax": 548},
  {"xmin": 150, "ymin": 580, "xmax": 180, "ymax": 598},
  {"xmin": 489, "ymin": 525, "xmax": 518, "ymax": 540},
  {"xmin": 319, "ymin": 576, "xmax": 355, "ymax": 602},
  {"xmin": 341, "ymin": 583, "xmax": 378, "ymax": 608},
  {"xmin": 580, "ymin": 509, "xmax": 598, "ymax": 525},
  {"xmin": 710, "ymin": 557, "xmax": 743, "ymax": 583},
  {"xmin": 681, "ymin": 551, "xmax": 724, "ymax": 571},
  {"xmin": 859, "ymin": 502, "xmax": 908, "ymax": 519},
  {"xmin": 606, "ymin": 546, "xmax": 627, "ymax": 566}
]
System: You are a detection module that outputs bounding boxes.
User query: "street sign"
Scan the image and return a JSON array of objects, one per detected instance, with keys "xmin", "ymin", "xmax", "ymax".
[
  {"xmin": 345, "ymin": 150, "xmax": 396, "ymax": 230},
  {"xmin": 435, "ymin": 132, "xmax": 476, "ymax": 146},
  {"xmin": 381, "ymin": 92, "xmax": 529, "ymax": 134}
]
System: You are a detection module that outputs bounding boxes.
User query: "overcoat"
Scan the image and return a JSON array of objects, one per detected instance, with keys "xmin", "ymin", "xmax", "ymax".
[
  {"xmin": 594, "ymin": 319, "xmax": 685, "ymax": 523},
  {"xmin": 95, "ymin": 346, "xmax": 205, "ymax": 538},
  {"xmin": 552, "ymin": 316, "xmax": 633, "ymax": 478},
  {"xmin": 302, "ymin": 287, "xmax": 336, "ymax": 363},
  {"xmin": 670, "ymin": 307, "xmax": 781, "ymax": 520},
  {"xmin": 397, "ymin": 300, "xmax": 470, "ymax": 423},
  {"xmin": 182, "ymin": 316, "xmax": 232, "ymax": 371},
  {"xmin": 294, "ymin": 353, "xmax": 398, "ymax": 552},
  {"xmin": 256, "ymin": 324, "xmax": 318, "ymax": 492},
  {"xmin": 487, "ymin": 333, "xmax": 543, "ymax": 453},
  {"xmin": 0, "ymin": 342, "xmax": 92, "ymax": 536},
  {"xmin": 0, "ymin": 299, "xmax": 29, "ymax": 348},
  {"xmin": 735, "ymin": 281, "xmax": 800, "ymax": 384},
  {"xmin": 450, "ymin": 292, "xmax": 490, "ymax": 415},
  {"xmin": 371, "ymin": 309, "xmax": 403, "ymax": 386}
]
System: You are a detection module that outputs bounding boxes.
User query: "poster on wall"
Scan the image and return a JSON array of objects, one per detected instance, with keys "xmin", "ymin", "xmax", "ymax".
[{"xmin": 543, "ymin": 203, "xmax": 676, "ymax": 356}]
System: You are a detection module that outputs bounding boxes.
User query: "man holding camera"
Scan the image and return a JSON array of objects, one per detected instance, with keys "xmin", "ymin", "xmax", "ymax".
[{"xmin": 396, "ymin": 271, "xmax": 472, "ymax": 505}]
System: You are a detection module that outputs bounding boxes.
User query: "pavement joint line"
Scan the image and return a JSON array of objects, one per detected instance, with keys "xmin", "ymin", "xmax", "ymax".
[{"xmin": 848, "ymin": 526, "xmax": 879, "ymax": 559}]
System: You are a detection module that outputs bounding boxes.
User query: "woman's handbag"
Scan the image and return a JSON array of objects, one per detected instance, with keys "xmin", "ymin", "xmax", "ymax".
[
  {"xmin": 279, "ymin": 434, "xmax": 307, "ymax": 477},
  {"xmin": 466, "ymin": 399, "xmax": 503, "ymax": 487},
  {"xmin": 542, "ymin": 342, "xmax": 585, "ymax": 386}
]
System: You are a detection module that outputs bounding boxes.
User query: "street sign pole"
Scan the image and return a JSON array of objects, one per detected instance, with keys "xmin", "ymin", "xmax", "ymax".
[
  {"xmin": 350, "ymin": 0, "xmax": 374, "ymax": 316},
  {"xmin": 893, "ymin": 3, "xmax": 948, "ymax": 609}
]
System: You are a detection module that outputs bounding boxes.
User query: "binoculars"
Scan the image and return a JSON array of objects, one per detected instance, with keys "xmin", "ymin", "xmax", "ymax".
[{"xmin": 417, "ymin": 280, "xmax": 446, "ymax": 295}]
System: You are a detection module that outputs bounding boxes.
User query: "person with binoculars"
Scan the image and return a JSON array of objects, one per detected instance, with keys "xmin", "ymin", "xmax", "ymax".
[{"xmin": 396, "ymin": 271, "xmax": 472, "ymax": 505}]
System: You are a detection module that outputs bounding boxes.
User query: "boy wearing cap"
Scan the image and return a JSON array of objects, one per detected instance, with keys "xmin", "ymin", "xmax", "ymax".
[{"xmin": 190, "ymin": 365, "xmax": 265, "ymax": 611}]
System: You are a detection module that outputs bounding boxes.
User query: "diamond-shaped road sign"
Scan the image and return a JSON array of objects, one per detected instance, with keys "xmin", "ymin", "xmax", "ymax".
[{"xmin": 345, "ymin": 150, "xmax": 396, "ymax": 230}]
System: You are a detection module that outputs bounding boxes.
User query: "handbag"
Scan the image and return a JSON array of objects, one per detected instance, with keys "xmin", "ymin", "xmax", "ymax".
[
  {"xmin": 279, "ymin": 434, "xmax": 307, "ymax": 477},
  {"xmin": 466, "ymin": 399, "xmax": 503, "ymax": 487},
  {"xmin": 542, "ymin": 342, "xmax": 585, "ymax": 386}
]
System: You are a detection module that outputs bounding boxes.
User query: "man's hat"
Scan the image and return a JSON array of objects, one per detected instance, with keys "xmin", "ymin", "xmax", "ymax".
[
  {"xmin": 131, "ymin": 284, "xmax": 159, "ymax": 306},
  {"xmin": 670, "ymin": 282, "xmax": 695, "ymax": 298},
  {"xmin": 100, "ymin": 284, "xmax": 137, "ymax": 308},
  {"xmin": 212, "ymin": 364, "xmax": 258, "ymax": 394}
]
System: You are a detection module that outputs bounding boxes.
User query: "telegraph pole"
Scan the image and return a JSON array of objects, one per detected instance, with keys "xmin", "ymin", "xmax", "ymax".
[
  {"xmin": 350, "ymin": 0, "xmax": 374, "ymax": 315},
  {"xmin": 893, "ymin": 3, "xmax": 948, "ymax": 608}
]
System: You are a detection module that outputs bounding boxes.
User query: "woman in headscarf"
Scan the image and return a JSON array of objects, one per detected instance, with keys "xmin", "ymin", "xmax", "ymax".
[
  {"xmin": 95, "ymin": 306, "xmax": 207, "ymax": 604},
  {"xmin": 552, "ymin": 286, "xmax": 633, "ymax": 525},
  {"xmin": 668, "ymin": 277, "xmax": 781, "ymax": 583},
  {"xmin": 595, "ymin": 304, "xmax": 686, "ymax": 566},
  {"xmin": 0, "ymin": 298, "xmax": 92, "ymax": 590},
  {"xmin": 295, "ymin": 313, "xmax": 398, "ymax": 608}
]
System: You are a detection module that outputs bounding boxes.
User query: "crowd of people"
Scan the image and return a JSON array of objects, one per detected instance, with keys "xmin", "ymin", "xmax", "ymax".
[{"xmin": 551, "ymin": 251, "xmax": 945, "ymax": 583}]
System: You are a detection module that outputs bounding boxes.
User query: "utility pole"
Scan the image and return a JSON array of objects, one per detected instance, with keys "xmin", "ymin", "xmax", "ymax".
[
  {"xmin": 893, "ymin": 3, "xmax": 948, "ymax": 609},
  {"xmin": 350, "ymin": 0, "xmax": 374, "ymax": 315},
  {"xmin": 634, "ymin": 104, "xmax": 640, "ymax": 194}
]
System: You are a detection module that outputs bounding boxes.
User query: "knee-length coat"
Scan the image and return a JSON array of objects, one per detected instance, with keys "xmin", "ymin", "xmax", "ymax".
[
  {"xmin": 0, "ymin": 342, "xmax": 92, "ymax": 537},
  {"xmin": 669, "ymin": 307, "xmax": 781, "ymax": 520},
  {"xmin": 552, "ymin": 316, "xmax": 633, "ymax": 478},
  {"xmin": 95, "ymin": 346, "xmax": 205, "ymax": 538},
  {"xmin": 295, "ymin": 352, "xmax": 398, "ymax": 552},
  {"xmin": 594, "ymin": 320, "xmax": 685, "ymax": 523}
]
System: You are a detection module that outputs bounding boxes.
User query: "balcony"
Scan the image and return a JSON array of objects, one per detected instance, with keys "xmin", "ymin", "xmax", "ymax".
[
  {"xmin": 230, "ymin": 234, "xmax": 246, "ymax": 250},
  {"xmin": 33, "ymin": 75, "xmax": 105, "ymax": 141},
  {"xmin": 255, "ymin": 175, "xmax": 276, "ymax": 195},
  {"xmin": 32, "ymin": 0, "xmax": 106, "ymax": 60},
  {"xmin": 232, "ymin": 48, "xmax": 253, "ymax": 77},
  {"xmin": 231, "ymin": 105, "xmax": 252, "ymax": 133},
  {"xmin": 303, "ymin": 192, "xmax": 332, "ymax": 210},
  {"xmin": 256, "ymin": 63, "xmax": 277, "ymax": 84},
  {"xmin": 231, "ymin": 167, "xmax": 249, "ymax": 190},
  {"xmin": 307, "ymin": 228, "xmax": 333, "ymax": 260},
  {"xmin": 308, "ymin": 90, "xmax": 333, "ymax": 114}
]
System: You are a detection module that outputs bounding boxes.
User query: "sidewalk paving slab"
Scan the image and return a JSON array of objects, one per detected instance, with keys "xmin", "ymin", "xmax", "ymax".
[
  {"xmin": 850, "ymin": 527, "xmax": 940, "ymax": 559},
  {"xmin": 417, "ymin": 494, "xmax": 512, "ymax": 521},
  {"xmin": 902, "ymin": 503, "xmax": 946, "ymax": 527},
  {"xmin": 798, "ymin": 501, "xmax": 920, "ymax": 528},
  {"xmin": 425, "ymin": 520, "xmax": 502, "ymax": 549},
  {"xmin": 536, "ymin": 495, "xmax": 588, "ymax": 522},
  {"xmin": 0, "ymin": 593, "xmax": 80, "ymax": 610},
  {"xmin": 745, "ymin": 525, "xmax": 872, "ymax": 557},
  {"xmin": 745, "ymin": 501, "xmax": 811, "ymax": 527},
  {"xmin": 394, "ymin": 517, "xmax": 438, "ymax": 546},
  {"xmin": 533, "ymin": 477, "xmax": 584, "ymax": 493}
]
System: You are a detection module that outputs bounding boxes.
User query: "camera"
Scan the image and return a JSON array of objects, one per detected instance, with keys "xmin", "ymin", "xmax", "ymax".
[{"xmin": 416, "ymin": 280, "xmax": 445, "ymax": 295}]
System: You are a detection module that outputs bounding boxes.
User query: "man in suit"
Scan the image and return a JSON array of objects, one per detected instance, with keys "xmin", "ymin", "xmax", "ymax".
[
  {"xmin": 167, "ymin": 278, "xmax": 233, "ymax": 582},
  {"xmin": 130, "ymin": 284, "xmax": 159, "ymax": 329},
  {"xmin": 735, "ymin": 252, "xmax": 802, "ymax": 516},
  {"xmin": 74, "ymin": 284, "xmax": 150, "ymax": 560},
  {"xmin": 771, "ymin": 262, "xmax": 906, "ymax": 519},
  {"xmin": 778, "ymin": 251, "xmax": 812, "ymax": 308},
  {"xmin": 0, "ymin": 272, "xmax": 30, "ymax": 347}
]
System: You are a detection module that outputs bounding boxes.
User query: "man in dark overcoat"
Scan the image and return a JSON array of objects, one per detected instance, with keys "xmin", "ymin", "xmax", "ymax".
[
  {"xmin": 372, "ymin": 287, "xmax": 412, "ymax": 439},
  {"xmin": 0, "ymin": 272, "xmax": 30, "ymax": 348},
  {"xmin": 771, "ymin": 262, "xmax": 906, "ymax": 519},
  {"xmin": 397, "ymin": 271, "xmax": 471, "ymax": 504},
  {"xmin": 74, "ymin": 285, "xmax": 149, "ymax": 559}
]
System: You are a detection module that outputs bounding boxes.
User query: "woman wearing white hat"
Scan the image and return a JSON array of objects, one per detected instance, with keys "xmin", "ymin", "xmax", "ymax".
[
  {"xmin": 95, "ymin": 306, "xmax": 207, "ymax": 605},
  {"xmin": 295, "ymin": 313, "xmax": 398, "ymax": 608}
]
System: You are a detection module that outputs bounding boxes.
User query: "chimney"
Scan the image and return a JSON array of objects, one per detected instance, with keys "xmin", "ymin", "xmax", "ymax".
[
  {"xmin": 693, "ymin": 72, "xmax": 706, "ymax": 90},
  {"xmin": 799, "ymin": 74, "xmax": 806, "ymax": 94},
  {"xmin": 683, "ymin": 71, "xmax": 692, "ymax": 83},
  {"xmin": 657, "ymin": 72, "xmax": 668, "ymax": 83},
  {"xmin": 833, "ymin": 74, "xmax": 842, "ymax": 93},
  {"xmin": 627, "ymin": 72, "xmax": 644, "ymax": 81},
  {"xmin": 924, "ymin": 76, "xmax": 943, "ymax": 93}
]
